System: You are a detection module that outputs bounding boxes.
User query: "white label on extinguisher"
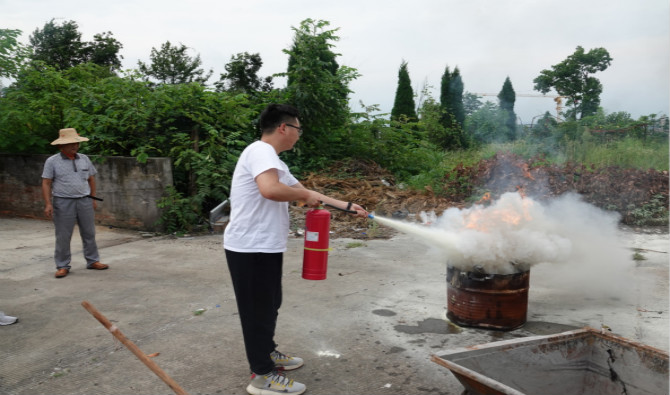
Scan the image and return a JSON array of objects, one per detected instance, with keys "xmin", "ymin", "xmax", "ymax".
[{"xmin": 306, "ymin": 231, "xmax": 319, "ymax": 242}]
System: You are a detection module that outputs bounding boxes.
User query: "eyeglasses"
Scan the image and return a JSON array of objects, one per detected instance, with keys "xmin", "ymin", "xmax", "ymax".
[{"xmin": 285, "ymin": 123, "xmax": 303, "ymax": 136}]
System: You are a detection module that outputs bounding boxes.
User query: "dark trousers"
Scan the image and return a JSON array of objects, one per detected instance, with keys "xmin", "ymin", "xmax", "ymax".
[{"xmin": 225, "ymin": 249, "xmax": 283, "ymax": 375}]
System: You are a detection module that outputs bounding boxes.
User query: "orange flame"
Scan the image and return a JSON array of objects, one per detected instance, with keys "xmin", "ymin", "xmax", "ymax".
[
  {"xmin": 464, "ymin": 195, "xmax": 534, "ymax": 232},
  {"xmin": 476, "ymin": 192, "xmax": 491, "ymax": 205},
  {"xmin": 516, "ymin": 185, "xmax": 527, "ymax": 198},
  {"xmin": 520, "ymin": 163, "xmax": 535, "ymax": 180}
]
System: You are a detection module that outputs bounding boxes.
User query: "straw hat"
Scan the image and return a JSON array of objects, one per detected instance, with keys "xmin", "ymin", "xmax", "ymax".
[{"xmin": 51, "ymin": 128, "xmax": 89, "ymax": 145}]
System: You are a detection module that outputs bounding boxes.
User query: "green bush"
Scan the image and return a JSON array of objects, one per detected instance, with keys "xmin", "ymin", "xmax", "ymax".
[
  {"xmin": 2, "ymin": 21, "xmax": 667, "ymax": 233},
  {"xmin": 155, "ymin": 186, "xmax": 202, "ymax": 234},
  {"xmin": 628, "ymin": 194, "xmax": 669, "ymax": 226}
]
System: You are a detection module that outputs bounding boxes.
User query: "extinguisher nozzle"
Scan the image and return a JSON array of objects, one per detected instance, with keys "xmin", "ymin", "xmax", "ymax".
[{"xmin": 367, "ymin": 214, "xmax": 375, "ymax": 219}]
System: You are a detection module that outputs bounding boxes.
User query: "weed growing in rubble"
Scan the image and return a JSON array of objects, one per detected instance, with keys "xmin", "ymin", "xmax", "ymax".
[
  {"xmin": 632, "ymin": 251, "xmax": 647, "ymax": 261},
  {"xmin": 628, "ymin": 194, "xmax": 669, "ymax": 226},
  {"xmin": 366, "ymin": 219, "xmax": 380, "ymax": 238},
  {"xmin": 50, "ymin": 368, "xmax": 70, "ymax": 378},
  {"xmin": 346, "ymin": 241, "xmax": 366, "ymax": 248},
  {"xmin": 156, "ymin": 186, "xmax": 201, "ymax": 233}
]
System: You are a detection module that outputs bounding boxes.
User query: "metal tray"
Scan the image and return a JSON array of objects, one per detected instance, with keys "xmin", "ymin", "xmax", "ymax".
[{"xmin": 432, "ymin": 327, "xmax": 668, "ymax": 395}]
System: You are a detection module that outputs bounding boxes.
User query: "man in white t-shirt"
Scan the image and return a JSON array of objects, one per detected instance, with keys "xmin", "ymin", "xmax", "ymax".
[{"xmin": 224, "ymin": 104, "xmax": 367, "ymax": 395}]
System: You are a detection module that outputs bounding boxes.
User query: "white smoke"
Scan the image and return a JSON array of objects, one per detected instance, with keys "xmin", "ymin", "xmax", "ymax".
[{"xmin": 375, "ymin": 192, "xmax": 633, "ymax": 292}]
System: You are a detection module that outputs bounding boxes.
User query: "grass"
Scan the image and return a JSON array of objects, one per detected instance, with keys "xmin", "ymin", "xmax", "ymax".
[
  {"xmin": 345, "ymin": 241, "xmax": 366, "ymax": 248},
  {"xmin": 563, "ymin": 137, "xmax": 669, "ymax": 170},
  {"xmin": 404, "ymin": 137, "xmax": 668, "ymax": 192},
  {"xmin": 471, "ymin": 138, "xmax": 668, "ymax": 171},
  {"xmin": 632, "ymin": 251, "xmax": 647, "ymax": 261},
  {"xmin": 50, "ymin": 369, "xmax": 70, "ymax": 378}
]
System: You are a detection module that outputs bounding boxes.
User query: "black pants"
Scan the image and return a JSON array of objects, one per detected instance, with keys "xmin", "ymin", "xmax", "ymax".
[{"xmin": 225, "ymin": 250, "xmax": 283, "ymax": 375}]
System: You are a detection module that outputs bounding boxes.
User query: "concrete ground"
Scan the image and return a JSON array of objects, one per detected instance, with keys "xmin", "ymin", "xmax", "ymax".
[{"xmin": 0, "ymin": 217, "xmax": 667, "ymax": 395}]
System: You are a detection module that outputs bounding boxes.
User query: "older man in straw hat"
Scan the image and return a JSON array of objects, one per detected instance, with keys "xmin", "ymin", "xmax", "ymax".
[{"xmin": 42, "ymin": 128, "xmax": 108, "ymax": 278}]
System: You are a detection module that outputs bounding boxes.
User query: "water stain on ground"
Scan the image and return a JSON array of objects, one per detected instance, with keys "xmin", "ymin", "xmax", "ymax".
[
  {"xmin": 372, "ymin": 309, "xmax": 397, "ymax": 317},
  {"xmin": 394, "ymin": 318, "xmax": 462, "ymax": 334},
  {"xmin": 387, "ymin": 346, "xmax": 405, "ymax": 354}
]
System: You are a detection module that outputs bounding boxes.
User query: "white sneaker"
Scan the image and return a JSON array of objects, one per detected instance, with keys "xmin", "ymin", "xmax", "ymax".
[
  {"xmin": 246, "ymin": 370, "xmax": 306, "ymax": 395},
  {"xmin": 0, "ymin": 311, "xmax": 18, "ymax": 326},
  {"xmin": 270, "ymin": 350, "xmax": 304, "ymax": 371}
]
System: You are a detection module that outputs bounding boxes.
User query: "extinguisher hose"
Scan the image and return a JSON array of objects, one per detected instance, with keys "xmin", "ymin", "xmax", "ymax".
[{"xmin": 322, "ymin": 202, "xmax": 359, "ymax": 214}]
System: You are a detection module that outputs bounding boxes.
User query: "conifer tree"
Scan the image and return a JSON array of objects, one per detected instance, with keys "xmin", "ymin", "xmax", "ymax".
[
  {"xmin": 439, "ymin": 65, "xmax": 468, "ymax": 149},
  {"xmin": 498, "ymin": 76, "xmax": 517, "ymax": 140},
  {"xmin": 439, "ymin": 65, "xmax": 452, "ymax": 128},
  {"xmin": 391, "ymin": 61, "xmax": 416, "ymax": 120},
  {"xmin": 439, "ymin": 66, "xmax": 465, "ymax": 128},
  {"xmin": 450, "ymin": 67, "xmax": 465, "ymax": 126}
]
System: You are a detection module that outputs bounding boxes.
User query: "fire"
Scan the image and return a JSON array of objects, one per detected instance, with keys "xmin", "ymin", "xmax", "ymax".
[
  {"xmin": 464, "ymin": 192, "xmax": 534, "ymax": 232},
  {"xmin": 516, "ymin": 185, "xmax": 527, "ymax": 198},
  {"xmin": 476, "ymin": 192, "xmax": 491, "ymax": 205},
  {"xmin": 520, "ymin": 163, "xmax": 535, "ymax": 180}
]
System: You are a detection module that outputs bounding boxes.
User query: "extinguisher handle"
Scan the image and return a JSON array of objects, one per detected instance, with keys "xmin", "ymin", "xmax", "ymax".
[{"xmin": 322, "ymin": 202, "xmax": 358, "ymax": 214}]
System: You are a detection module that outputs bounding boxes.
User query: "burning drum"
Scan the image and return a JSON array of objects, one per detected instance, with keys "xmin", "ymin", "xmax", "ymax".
[{"xmin": 447, "ymin": 265, "xmax": 530, "ymax": 330}]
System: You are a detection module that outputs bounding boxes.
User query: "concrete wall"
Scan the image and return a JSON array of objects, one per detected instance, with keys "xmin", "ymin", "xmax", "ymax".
[{"xmin": 0, "ymin": 154, "xmax": 172, "ymax": 231}]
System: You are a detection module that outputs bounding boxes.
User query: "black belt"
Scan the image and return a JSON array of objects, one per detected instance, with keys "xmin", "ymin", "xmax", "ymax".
[{"xmin": 57, "ymin": 195, "xmax": 104, "ymax": 201}]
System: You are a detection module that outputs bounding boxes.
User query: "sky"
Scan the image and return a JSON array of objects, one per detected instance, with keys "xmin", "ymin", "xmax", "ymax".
[{"xmin": 3, "ymin": 0, "xmax": 669, "ymax": 124}]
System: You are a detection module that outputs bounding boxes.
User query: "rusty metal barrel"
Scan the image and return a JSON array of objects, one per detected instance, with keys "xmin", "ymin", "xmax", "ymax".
[{"xmin": 446, "ymin": 265, "xmax": 530, "ymax": 330}]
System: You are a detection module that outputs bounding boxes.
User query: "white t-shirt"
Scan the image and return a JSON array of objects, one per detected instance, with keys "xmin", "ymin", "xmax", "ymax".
[{"xmin": 223, "ymin": 141, "xmax": 299, "ymax": 253}]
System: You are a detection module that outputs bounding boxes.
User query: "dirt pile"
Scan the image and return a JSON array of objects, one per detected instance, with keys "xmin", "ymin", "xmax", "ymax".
[
  {"xmin": 293, "ymin": 155, "xmax": 669, "ymax": 239},
  {"xmin": 293, "ymin": 160, "xmax": 461, "ymax": 239}
]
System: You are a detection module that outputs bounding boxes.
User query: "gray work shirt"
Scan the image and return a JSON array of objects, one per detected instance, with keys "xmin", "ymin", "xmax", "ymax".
[{"xmin": 42, "ymin": 153, "xmax": 98, "ymax": 198}]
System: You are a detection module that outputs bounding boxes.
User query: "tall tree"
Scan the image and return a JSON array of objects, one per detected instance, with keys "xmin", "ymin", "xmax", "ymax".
[
  {"xmin": 83, "ymin": 32, "xmax": 124, "ymax": 71},
  {"xmin": 449, "ymin": 67, "xmax": 465, "ymax": 126},
  {"xmin": 286, "ymin": 26, "xmax": 339, "ymax": 87},
  {"xmin": 391, "ymin": 60, "xmax": 416, "ymax": 120},
  {"xmin": 138, "ymin": 41, "xmax": 212, "ymax": 85},
  {"xmin": 215, "ymin": 52, "xmax": 273, "ymax": 93},
  {"xmin": 28, "ymin": 19, "xmax": 122, "ymax": 72},
  {"xmin": 439, "ymin": 66, "xmax": 465, "ymax": 127},
  {"xmin": 280, "ymin": 18, "xmax": 359, "ymax": 162},
  {"xmin": 438, "ymin": 65, "xmax": 467, "ymax": 149},
  {"xmin": 497, "ymin": 76, "xmax": 517, "ymax": 140},
  {"xmin": 439, "ymin": 65, "xmax": 452, "ymax": 128},
  {"xmin": 29, "ymin": 19, "xmax": 83, "ymax": 69},
  {"xmin": 0, "ymin": 29, "xmax": 30, "ymax": 80},
  {"xmin": 533, "ymin": 46, "xmax": 612, "ymax": 119}
]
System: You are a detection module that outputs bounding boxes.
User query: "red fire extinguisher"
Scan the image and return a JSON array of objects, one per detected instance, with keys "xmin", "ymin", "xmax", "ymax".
[{"xmin": 302, "ymin": 207, "xmax": 331, "ymax": 280}]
